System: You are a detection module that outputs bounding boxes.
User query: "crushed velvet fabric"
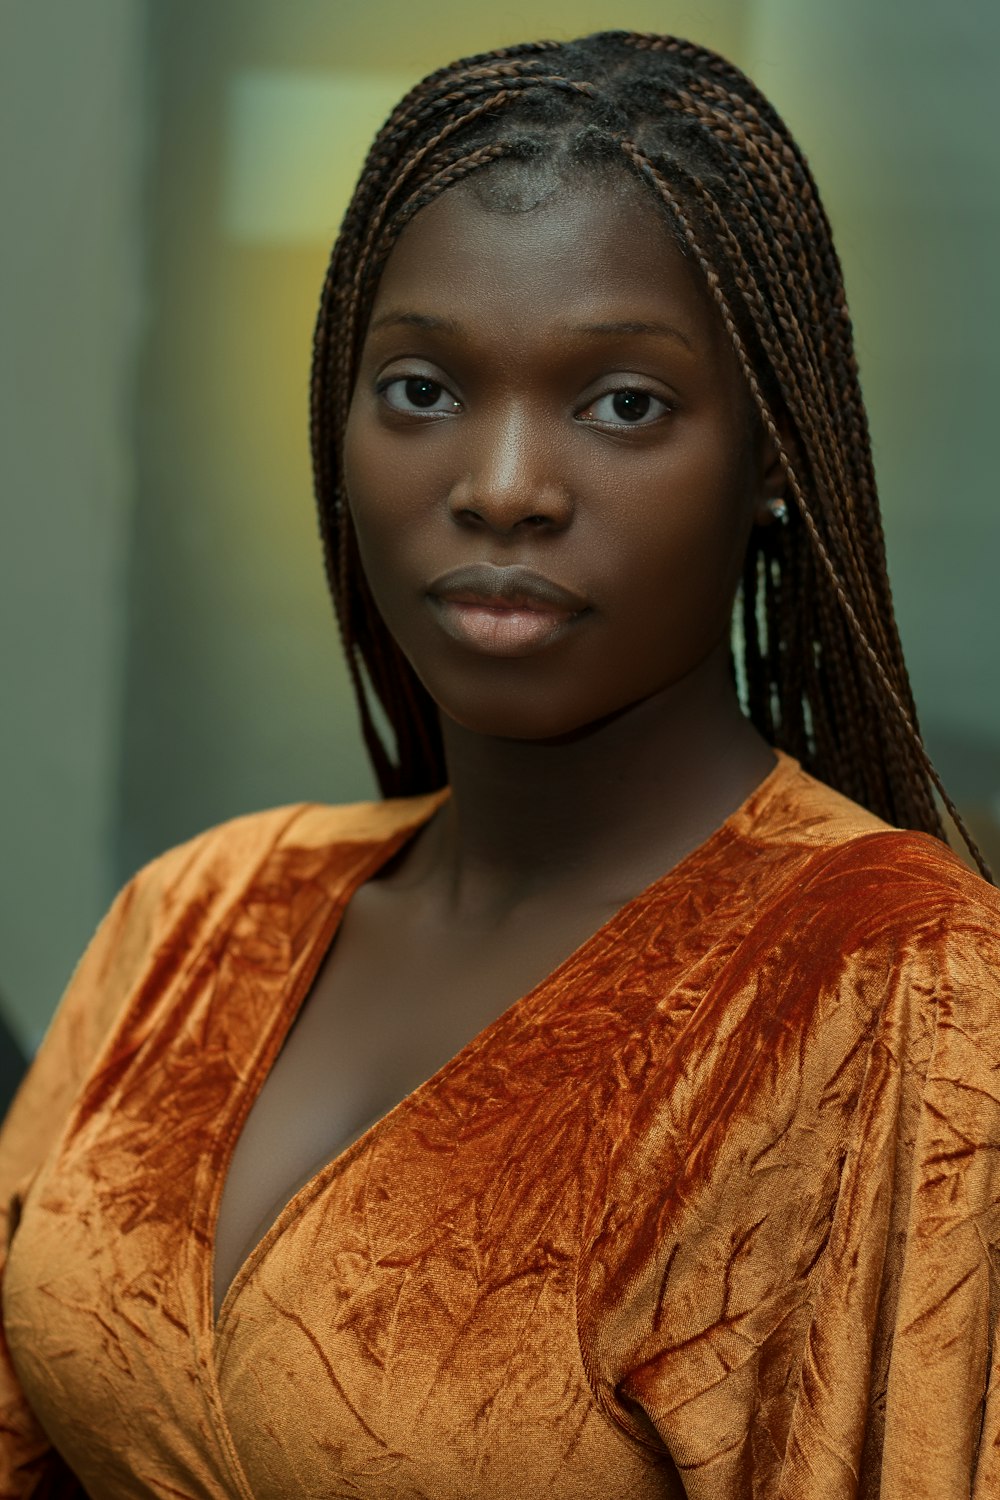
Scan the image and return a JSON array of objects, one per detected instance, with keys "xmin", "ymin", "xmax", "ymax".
[{"xmin": 2, "ymin": 752, "xmax": 1000, "ymax": 1500}]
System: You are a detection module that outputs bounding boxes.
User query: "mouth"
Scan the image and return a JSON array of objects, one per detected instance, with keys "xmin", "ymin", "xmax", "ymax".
[{"xmin": 427, "ymin": 563, "xmax": 590, "ymax": 657}]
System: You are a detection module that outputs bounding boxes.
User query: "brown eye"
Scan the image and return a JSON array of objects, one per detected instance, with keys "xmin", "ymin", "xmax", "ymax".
[
  {"xmin": 378, "ymin": 376, "xmax": 461, "ymax": 414},
  {"xmin": 578, "ymin": 388, "xmax": 670, "ymax": 428}
]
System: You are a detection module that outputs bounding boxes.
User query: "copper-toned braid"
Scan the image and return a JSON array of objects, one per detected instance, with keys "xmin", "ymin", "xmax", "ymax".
[
  {"xmin": 621, "ymin": 142, "xmax": 914, "ymax": 816},
  {"xmin": 308, "ymin": 30, "xmax": 992, "ymax": 880}
]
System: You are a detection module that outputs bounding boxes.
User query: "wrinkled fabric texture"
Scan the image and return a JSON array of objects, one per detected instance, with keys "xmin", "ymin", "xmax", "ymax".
[{"xmin": 2, "ymin": 753, "xmax": 1000, "ymax": 1500}]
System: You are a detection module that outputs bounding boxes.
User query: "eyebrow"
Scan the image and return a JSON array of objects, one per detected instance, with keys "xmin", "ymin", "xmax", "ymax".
[
  {"xmin": 368, "ymin": 311, "xmax": 461, "ymax": 334},
  {"xmin": 368, "ymin": 310, "xmax": 695, "ymax": 351},
  {"xmin": 565, "ymin": 319, "xmax": 694, "ymax": 350}
]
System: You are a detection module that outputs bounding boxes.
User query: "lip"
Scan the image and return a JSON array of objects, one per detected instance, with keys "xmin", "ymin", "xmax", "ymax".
[{"xmin": 427, "ymin": 563, "xmax": 590, "ymax": 657}]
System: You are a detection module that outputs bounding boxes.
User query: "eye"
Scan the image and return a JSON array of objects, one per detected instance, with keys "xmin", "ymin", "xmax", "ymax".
[
  {"xmin": 578, "ymin": 388, "xmax": 670, "ymax": 427},
  {"xmin": 378, "ymin": 376, "xmax": 462, "ymax": 415}
]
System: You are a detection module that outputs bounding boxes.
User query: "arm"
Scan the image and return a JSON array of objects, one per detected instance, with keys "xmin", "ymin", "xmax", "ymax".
[
  {"xmin": 580, "ymin": 849, "xmax": 1000, "ymax": 1498},
  {"xmin": 787, "ymin": 906, "xmax": 1000, "ymax": 1499},
  {"xmin": 0, "ymin": 843, "xmax": 202, "ymax": 1498}
]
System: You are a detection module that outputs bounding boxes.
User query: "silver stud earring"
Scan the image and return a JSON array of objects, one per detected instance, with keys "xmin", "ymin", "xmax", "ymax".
[{"xmin": 767, "ymin": 497, "xmax": 789, "ymax": 523}]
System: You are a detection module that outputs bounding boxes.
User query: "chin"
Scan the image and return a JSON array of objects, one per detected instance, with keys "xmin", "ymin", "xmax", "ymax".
[
  {"xmin": 424, "ymin": 674, "xmax": 634, "ymax": 745},
  {"xmin": 439, "ymin": 701, "xmax": 589, "ymax": 743}
]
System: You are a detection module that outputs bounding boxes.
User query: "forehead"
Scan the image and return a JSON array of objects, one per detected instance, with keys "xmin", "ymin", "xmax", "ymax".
[{"xmin": 367, "ymin": 175, "xmax": 726, "ymax": 354}]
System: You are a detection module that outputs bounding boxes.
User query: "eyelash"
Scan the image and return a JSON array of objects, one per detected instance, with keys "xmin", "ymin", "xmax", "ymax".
[{"xmin": 375, "ymin": 376, "xmax": 673, "ymax": 429}]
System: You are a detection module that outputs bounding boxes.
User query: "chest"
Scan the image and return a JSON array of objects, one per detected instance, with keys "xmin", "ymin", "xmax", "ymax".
[{"xmin": 211, "ymin": 877, "xmax": 629, "ymax": 1317}]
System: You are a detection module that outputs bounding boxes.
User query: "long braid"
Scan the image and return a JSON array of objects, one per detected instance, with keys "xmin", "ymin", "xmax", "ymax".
[
  {"xmin": 620, "ymin": 143, "xmax": 915, "ymax": 816},
  {"xmin": 308, "ymin": 30, "xmax": 992, "ymax": 880}
]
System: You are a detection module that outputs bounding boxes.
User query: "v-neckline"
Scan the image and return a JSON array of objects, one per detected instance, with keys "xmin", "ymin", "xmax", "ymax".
[
  {"xmin": 205, "ymin": 752, "xmax": 794, "ymax": 1341},
  {"xmin": 206, "ymin": 804, "xmax": 443, "ymax": 1337}
]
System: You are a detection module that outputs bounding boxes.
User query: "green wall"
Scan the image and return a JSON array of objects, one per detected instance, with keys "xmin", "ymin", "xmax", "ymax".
[{"xmin": 0, "ymin": 0, "xmax": 145, "ymax": 1050}]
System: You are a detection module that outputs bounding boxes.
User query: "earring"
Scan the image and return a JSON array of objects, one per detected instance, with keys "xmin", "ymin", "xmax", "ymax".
[{"xmin": 766, "ymin": 497, "xmax": 789, "ymax": 523}]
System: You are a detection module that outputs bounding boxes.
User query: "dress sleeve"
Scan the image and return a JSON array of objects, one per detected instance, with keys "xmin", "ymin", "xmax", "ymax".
[
  {"xmin": 0, "ymin": 842, "xmax": 201, "ymax": 1499},
  {"xmin": 579, "ymin": 859, "xmax": 1000, "ymax": 1500},
  {"xmin": 787, "ymin": 902, "xmax": 1000, "ymax": 1500}
]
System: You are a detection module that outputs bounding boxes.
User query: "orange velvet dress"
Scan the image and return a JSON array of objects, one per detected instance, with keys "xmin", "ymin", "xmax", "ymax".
[{"xmin": 2, "ymin": 753, "xmax": 1000, "ymax": 1500}]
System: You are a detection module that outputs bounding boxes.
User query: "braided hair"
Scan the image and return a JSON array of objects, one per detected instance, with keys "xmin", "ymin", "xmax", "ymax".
[{"xmin": 310, "ymin": 30, "xmax": 991, "ymax": 879}]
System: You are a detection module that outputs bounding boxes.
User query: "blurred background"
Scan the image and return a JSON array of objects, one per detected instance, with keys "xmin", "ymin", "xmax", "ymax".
[{"xmin": 2, "ymin": 0, "xmax": 999, "ymax": 1084}]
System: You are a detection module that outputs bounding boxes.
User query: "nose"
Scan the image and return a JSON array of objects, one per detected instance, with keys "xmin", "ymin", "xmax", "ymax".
[{"xmin": 446, "ymin": 405, "xmax": 573, "ymax": 535}]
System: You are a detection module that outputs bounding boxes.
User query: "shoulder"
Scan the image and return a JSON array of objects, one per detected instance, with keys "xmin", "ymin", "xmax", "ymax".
[
  {"xmin": 708, "ymin": 758, "xmax": 1000, "ymax": 1036},
  {"xmin": 57, "ymin": 793, "xmax": 446, "ymax": 1057},
  {"xmin": 742, "ymin": 753, "xmax": 1000, "ymax": 930},
  {"xmin": 123, "ymin": 791, "xmax": 445, "ymax": 917}
]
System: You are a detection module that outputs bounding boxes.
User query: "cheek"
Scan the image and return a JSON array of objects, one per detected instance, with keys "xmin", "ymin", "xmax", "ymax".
[
  {"xmin": 343, "ymin": 390, "xmax": 454, "ymax": 520},
  {"xmin": 343, "ymin": 402, "xmax": 402, "ymax": 526},
  {"xmin": 342, "ymin": 405, "xmax": 423, "ymax": 587},
  {"xmin": 601, "ymin": 440, "xmax": 757, "ymax": 627}
]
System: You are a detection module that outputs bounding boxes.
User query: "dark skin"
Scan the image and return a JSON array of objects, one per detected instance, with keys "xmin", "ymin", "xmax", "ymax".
[{"xmin": 213, "ymin": 174, "xmax": 785, "ymax": 1320}]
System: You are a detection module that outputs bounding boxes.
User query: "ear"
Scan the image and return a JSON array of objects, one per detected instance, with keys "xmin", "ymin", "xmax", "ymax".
[{"xmin": 752, "ymin": 410, "xmax": 794, "ymax": 528}]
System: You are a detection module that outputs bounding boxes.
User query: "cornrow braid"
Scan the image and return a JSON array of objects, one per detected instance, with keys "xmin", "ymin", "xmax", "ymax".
[{"xmin": 309, "ymin": 29, "xmax": 992, "ymax": 882}]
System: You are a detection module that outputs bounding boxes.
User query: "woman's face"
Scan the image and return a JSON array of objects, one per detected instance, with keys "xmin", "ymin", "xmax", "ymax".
[{"xmin": 343, "ymin": 173, "xmax": 778, "ymax": 741}]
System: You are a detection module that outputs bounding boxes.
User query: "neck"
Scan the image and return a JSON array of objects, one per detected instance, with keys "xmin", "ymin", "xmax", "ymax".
[{"xmin": 401, "ymin": 641, "xmax": 776, "ymax": 917}]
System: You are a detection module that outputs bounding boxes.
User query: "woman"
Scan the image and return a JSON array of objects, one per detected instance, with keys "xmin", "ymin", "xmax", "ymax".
[{"xmin": 2, "ymin": 30, "xmax": 998, "ymax": 1500}]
